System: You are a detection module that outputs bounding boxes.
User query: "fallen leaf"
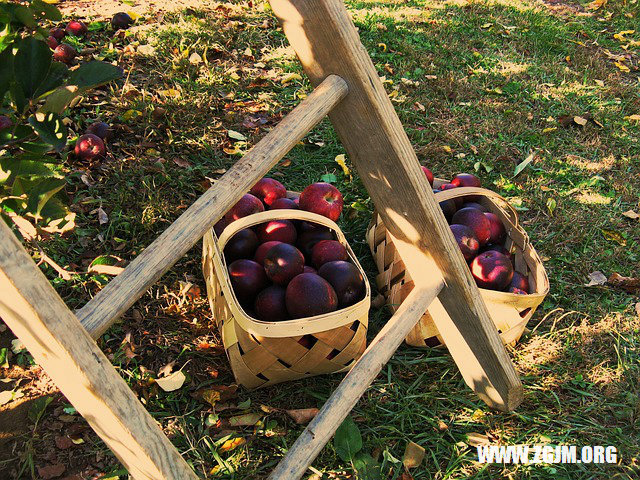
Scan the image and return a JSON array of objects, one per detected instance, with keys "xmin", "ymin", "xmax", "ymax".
[
  {"xmin": 11, "ymin": 339, "xmax": 25, "ymax": 353},
  {"xmin": 280, "ymin": 72, "xmax": 302, "ymax": 84},
  {"xmin": 614, "ymin": 30, "xmax": 635, "ymax": 42},
  {"xmin": 607, "ymin": 273, "xmax": 640, "ymax": 293},
  {"xmin": 378, "ymin": 42, "xmax": 387, "ymax": 52},
  {"xmin": 400, "ymin": 474, "xmax": 414, "ymax": 480},
  {"xmin": 635, "ymin": 303, "xmax": 640, "ymax": 318},
  {"xmin": 88, "ymin": 264, "xmax": 124, "ymax": 276},
  {"xmin": 37, "ymin": 464, "xmax": 66, "ymax": 479},
  {"xmin": 189, "ymin": 52, "xmax": 202, "ymax": 65},
  {"xmin": 624, "ymin": 114, "xmax": 640, "ymax": 122},
  {"xmin": 622, "ymin": 210, "xmax": 639, "ymax": 220},
  {"xmin": 158, "ymin": 361, "xmax": 176, "ymax": 378},
  {"xmin": 220, "ymin": 436, "xmax": 246, "ymax": 452},
  {"xmin": 437, "ymin": 420, "xmax": 448, "ymax": 431},
  {"xmin": 154, "ymin": 370, "xmax": 186, "ymax": 392},
  {"xmin": 280, "ymin": 158, "xmax": 291, "ymax": 167},
  {"xmin": 425, "ymin": 74, "xmax": 437, "ymax": 80},
  {"xmin": 285, "ymin": 408, "xmax": 319, "ymax": 424},
  {"xmin": 585, "ymin": 271, "xmax": 608, "ymax": 287},
  {"xmin": 601, "ymin": 228, "xmax": 627, "ymax": 246},
  {"xmin": 137, "ymin": 44, "xmax": 155, "ymax": 56},
  {"xmin": 122, "ymin": 109, "xmax": 142, "ymax": 122},
  {"xmin": 0, "ymin": 390, "xmax": 24, "ymax": 406},
  {"xmin": 172, "ymin": 157, "xmax": 192, "ymax": 168},
  {"xmin": 412, "ymin": 102, "xmax": 425, "ymax": 111},
  {"xmin": 466, "ymin": 432, "xmax": 490, "ymax": 447},
  {"xmin": 403, "ymin": 441, "xmax": 426, "ymax": 469},
  {"xmin": 573, "ymin": 116, "xmax": 588, "ymax": 126},
  {"xmin": 546, "ymin": 198, "xmax": 557, "ymax": 216},
  {"xmin": 226, "ymin": 413, "xmax": 262, "ymax": 427},
  {"xmin": 595, "ymin": 79, "xmax": 605, "ymax": 87},
  {"xmin": 481, "ymin": 23, "xmax": 493, "ymax": 28},
  {"xmin": 55, "ymin": 435, "xmax": 75, "ymax": 450},
  {"xmin": 97, "ymin": 207, "xmax": 108, "ymax": 225},
  {"xmin": 198, "ymin": 385, "xmax": 238, "ymax": 407},
  {"xmin": 442, "ymin": 145, "xmax": 452, "ymax": 153},
  {"xmin": 227, "ymin": 129, "xmax": 247, "ymax": 141},
  {"xmin": 614, "ymin": 61, "xmax": 630, "ymax": 72},
  {"xmin": 542, "ymin": 127, "xmax": 557, "ymax": 133},
  {"xmin": 587, "ymin": 0, "xmax": 607, "ymax": 10},
  {"xmin": 335, "ymin": 154, "xmax": 352, "ymax": 181},
  {"xmin": 514, "ymin": 150, "xmax": 536, "ymax": 177}
]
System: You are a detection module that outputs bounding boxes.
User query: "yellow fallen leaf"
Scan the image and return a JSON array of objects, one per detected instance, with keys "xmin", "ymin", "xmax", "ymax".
[
  {"xmin": 615, "ymin": 61, "xmax": 630, "ymax": 72},
  {"xmin": 219, "ymin": 437, "xmax": 246, "ymax": 452},
  {"xmin": 335, "ymin": 154, "xmax": 352, "ymax": 180},
  {"xmin": 442, "ymin": 145, "xmax": 452, "ymax": 153},
  {"xmin": 403, "ymin": 441, "xmax": 426, "ymax": 469},
  {"xmin": 624, "ymin": 114, "xmax": 640, "ymax": 122},
  {"xmin": 122, "ymin": 109, "xmax": 142, "ymax": 121},
  {"xmin": 587, "ymin": 0, "xmax": 607, "ymax": 10},
  {"xmin": 595, "ymin": 79, "xmax": 605, "ymax": 87},
  {"xmin": 542, "ymin": 127, "xmax": 557, "ymax": 133},
  {"xmin": 154, "ymin": 370, "xmax": 186, "ymax": 392},
  {"xmin": 622, "ymin": 210, "xmax": 639, "ymax": 220},
  {"xmin": 159, "ymin": 88, "xmax": 181, "ymax": 99},
  {"xmin": 481, "ymin": 23, "xmax": 493, "ymax": 28},
  {"xmin": 601, "ymin": 228, "xmax": 626, "ymax": 246},
  {"xmin": 573, "ymin": 116, "xmax": 588, "ymax": 126},
  {"xmin": 281, "ymin": 72, "xmax": 302, "ymax": 84},
  {"xmin": 614, "ymin": 30, "xmax": 635, "ymax": 42},
  {"xmin": 378, "ymin": 43, "xmax": 387, "ymax": 51},
  {"xmin": 126, "ymin": 11, "xmax": 140, "ymax": 20}
]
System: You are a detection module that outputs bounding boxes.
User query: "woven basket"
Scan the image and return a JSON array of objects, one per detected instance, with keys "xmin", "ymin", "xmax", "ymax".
[
  {"xmin": 203, "ymin": 209, "xmax": 370, "ymax": 389},
  {"xmin": 366, "ymin": 180, "xmax": 549, "ymax": 348}
]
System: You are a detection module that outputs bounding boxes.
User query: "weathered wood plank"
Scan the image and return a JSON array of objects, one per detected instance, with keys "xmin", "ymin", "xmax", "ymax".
[
  {"xmin": 270, "ymin": 0, "xmax": 522, "ymax": 411},
  {"xmin": 0, "ymin": 222, "xmax": 198, "ymax": 480},
  {"xmin": 77, "ymin": 75, "xmax": 348, "ymax": 339},
  {"xmin": 268, "ymin": 283, "xmax": 444, "ymax": 480}
]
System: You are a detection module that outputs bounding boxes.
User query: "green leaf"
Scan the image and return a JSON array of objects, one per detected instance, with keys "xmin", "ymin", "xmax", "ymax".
[
  {"xmin": 68, "ymin": 61, "xmax": 122, "ymax": 89},
  {"xmin": 227, "ymin": 129, "xmax": 247, "ymax": 141},
  {"xmin": 0, "ymin": 156, "xmax": 61, "ymax": 184},
  {"xmin": 353, "ymin": 452, "xmax": 381, "ymax": 480},
  {"xmin": 10, "ymin": 80, "xmax": 28, "ymax": 114},
  {"xmin": 4, "ymin": 4, "xmax": 37, "ymax": 27},
  {"xmin": 35, "ymin": 61, "xmax": 68, "ymax": 98},
  {"xmin": 334, "ymin": 416, "xmax": 362, "ymax": 462},
  {"xmin": 0, "ymin": 22, "xmax": 17, "ymax": 55},
  {"xmin": 321, "ymin": 173, "xmax": 337, "ymax": 183},
  {"xmin": 1, "ymin": 125, "xmax": 34, "ymax": 147},
  {"xmin": 28, "ymin": 112, "xmax": 68, "ymax": 151},
  {"xmin": 0, "ymin": 347, "xmax": 8, "ymax": 368},
  {"xmin": 38, "ymin": 196, "xmax": 69, "ymax": 223},
  {"xmin": 30, "ymin": 0, "xmax": 62, "ymax": 22},
  {"xmin": 26, "ymin": 177, "xmax": 65, "ymax": 217},
  {"xmin": 14, "ymin": 37, "xmax": 52, "ymax": 100},
  {"xmin": 28, "ymin": 396, "xmax": 53, "ymax": 425}
]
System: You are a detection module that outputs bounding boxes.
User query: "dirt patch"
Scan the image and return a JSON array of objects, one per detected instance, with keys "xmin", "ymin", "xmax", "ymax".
[{"xmin": 58, "ymin": 0, "xmax": 221, "ymax": 20}]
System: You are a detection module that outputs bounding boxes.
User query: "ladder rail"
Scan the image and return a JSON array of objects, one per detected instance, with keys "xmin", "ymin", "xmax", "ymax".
[{"xmin": 77, "ymin": 74, "xmax": 348, "ymax": 339}]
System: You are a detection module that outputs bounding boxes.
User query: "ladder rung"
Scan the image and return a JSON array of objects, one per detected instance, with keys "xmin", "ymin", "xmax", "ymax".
[
  {"xmin": 268, "ymin": 280, "xmax": 445, "ymax": 480},
  {"xmin": 77, "ymin": 74, "xmax": 348, "ymax": 339}
]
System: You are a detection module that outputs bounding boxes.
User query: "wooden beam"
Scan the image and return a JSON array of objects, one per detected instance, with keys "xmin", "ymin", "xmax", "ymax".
[
  {"xmin": 77, "ymin": 74, "xmax": 348, "ymax": 339},
  {"xmin": 268, "ymin": 283, "xmax": 443, "ymax": 480},
  {"xmin": 270, "ymin": 0, "xmax": 522, "ymax": 411},
  {"xmin": 0, "ymin": 222, "xmax": 198, "ymax": 480}
]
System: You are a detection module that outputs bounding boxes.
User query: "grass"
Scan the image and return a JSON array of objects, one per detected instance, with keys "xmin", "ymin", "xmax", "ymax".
[{"xmin": 1, "ymin": 0, "xmax": 639, "ymax": 478}]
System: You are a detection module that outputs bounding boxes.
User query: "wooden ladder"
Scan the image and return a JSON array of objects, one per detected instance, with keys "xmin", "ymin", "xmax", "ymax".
[{"xmin": 0, "ymin": 1, "xmax": 523, "ymax": 478}]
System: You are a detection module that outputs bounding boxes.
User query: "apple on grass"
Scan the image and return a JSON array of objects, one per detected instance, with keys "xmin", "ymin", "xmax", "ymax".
[
  {"xmin": 49, "ymin": 27, "xmax": 65, "ymax": 41},
  {"xmin": 47, "ymin": 36, "xmax": 58, "ymax": 50},
  {"xmin": 53, "ymin": 44, "xmax": 76, "ymax": 64},
  {"xmin": 112, "ymin": 12, "xmax": 134, "ymax": 30},
  {"xmin": 66, "ymin": 20, "xmax": 88, "ymax": 37},
  {"xmin": 86, "ymin": 121, "xmax": 114, "ymax": 142},
  {"xmin": 299, "ymin": 182, "xmax": 343, "ymax": 221},
  {"xmin": 74, "ymin": 134, "xmax": 105, "ymax": 161}
]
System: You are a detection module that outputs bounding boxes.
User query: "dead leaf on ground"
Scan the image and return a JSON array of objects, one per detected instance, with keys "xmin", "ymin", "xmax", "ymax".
[
  {"xmin": 37, "ymin": 464, "xmax": 66, "ymax": 480},
  {"xmin": 158, "ymin": 361, "xmax": 176, "ymax": 378},
  {"xmin": 97, "ymin": 207, "xmax": 108, "ymax": 225},
  {"xmin": 587, "ymin": 0, "xmax": 607, "ymax": 10},
  {"xmin": 622, "ymin": 210, "xmax": 639, "ymax": 220},
  {"xmin": 466, "ymin": 432, "xmax": 490, "ymax": 447},
  {"xmin": 219, "ymin": 436, "xmax": 246, "ymax": 452},
  {"xmin": 88, "ymin": 264, "xmax": 124, "ymax": 276},
  {"xmin": 607, "ymin": 273, "xmax": 640, "ymax": 293},
  {"xmin": 585, "ymin": 271, "xmax": 608, "ymax": 287},
  {"xmin": 280, "ymin": 158, "xmax": 292, "ymax": 167},
  {"xmin": 403, "ymin": 441, "xmax": 426, "ymax": 469},
  {"xmin": 155, "ymin": 370, "xmax": 186, "ymax": 392},
  {"xmin": 285, "ymin": 408, "xmax": 319, "ymax": 424},
  {"xmin": 224, "ymin": 413, "xmax": 262, "ymax": 427},
  {"xmin": 197, "ymin": 385, "xmax": 238, "ymax": 407},
  {"xmin": 55, "ymin": 435, "xmax": 75, "ymax": 450},
  {"xmin": 173, "ymin": 157, "xmax": 192, "ymax": 168},
  {"xmin": 624, "ymin": 114, "xmax": 640, "ymax": 122},
  {"xmin": 601, "ymin": 228, "xmax": 626, "ymax": 246},
  {"xmin": 243, "ymin": 114, "xmax": 269, "ymax": 129},
  {"xmin": 635, "ymin": 303, "xmax": 640, "ymax": 318}
]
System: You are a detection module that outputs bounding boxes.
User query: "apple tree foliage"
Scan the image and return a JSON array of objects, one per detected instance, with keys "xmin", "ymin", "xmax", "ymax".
[{"xmin": 0, "ymin": 0, "xmax": 121, "ymax": 229}]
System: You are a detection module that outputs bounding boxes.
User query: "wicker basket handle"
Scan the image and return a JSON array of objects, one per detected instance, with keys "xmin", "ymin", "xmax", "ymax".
[
  {"xmin": 434, "ymin": 186, "xmax": 520, "ymax": 229},
  {"xmin": 216, "ymin": 209, "xmax": 346, "ymax": 248}
]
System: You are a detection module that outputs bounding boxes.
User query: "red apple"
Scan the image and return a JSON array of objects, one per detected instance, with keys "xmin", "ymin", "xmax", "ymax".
[
  {"xmin": 485, "ymin": 212, "xmax": 506, "ymax": 244},
  {"xmin": 86, "ymin": 121, "xmax": 114, "ymax": 142},
  {"xmin": 255, "ymin": 219, "xmax": 297, "ymax": 244},
  {"xmin": 285, "ymin": 273, "xmax": 338, "ymax": 318},
  {"xmin": 228, "ymin": 259, "xmax": 269, "ymax": 305},
  {"xmin": 227, "ymin": 193, "xmax": 264, "ymax": 221},
  {"xmin": 111, "ymin": 12, "xmax": 134, "ymax": 30},
  {"xmin": 224, "ymin": 228, "xmax": 259, "ymax": 262},
  {"xmin": 74, "ymin": 134, "xmax": 105, "ymax": 161},
  {"xmin": 47, "ymin": 36, "xmax": 58, "ymax": 50},
  {"xmin": 296, "ymin": 226, "xmax": 334, "ymax": 259},
  {"xmin": 253, "ymin": 241, "xmax": 283, "ymax": 265},
  {"xmin": 263, "ymin": 243, "xmax": 305, "ymax": 285},
  {"xmin": 269, "ymin": 197, "xmax": 298, "ymax": 210},
  {"xmin": 470, "ymin": 251, "xmax": 514, "ymax": 291},
  {"xmin": 303, "ymin": 265, "xmax": 317, "ymax": 274},
  {"xmin": 255, "ymin": 285, "xmax": 288, "ymax": 321},
  {"xmin": 318, "ymin": 260, "xmax": 365, "ymax": 307},
  {"xmin": 450, "ymin": 224, "xmax": 479, "ymax": 262},
  {"xmin": 49, "ymin": 27, "xmax": 65, "ymax": 41},
  {"xmin": 509, "ymin": 287, "xmax": 527, "ymax": 295},
  {"xmin": 214, "ymin": 216, "xmax": 231, "ymax": 236},
  {"xmin": 463, "ymin": 201, "xmax": 488, "ymax": 212},
  {"xmin": 451, "ymin": 173, "xmax": 482, "ymax": 188},
  {"xmin": 53, "ymin": 43, "xmax": 76, "ymax": 64},
  {"xmin": 311, "ymin": 240, "xmax": 348, "ymax": 268},
  {"xmin": 451, "ymin": 207, "xmax": 491, "ymax": 246},
  {"xmin": 250, "ymin": 177, "xmax": 287, "ymax": 207},
  {"xmin": 509, "ymin": 271, "xmax": 530, "ymax": 293},
  {"xmin": 299, "ymin": 182, "xmax": 343, "ymax": 221},
  {"xmin": 439, "ymin": 183, "xmax": 463, "ymax": 208},
  {"xmin": 421, "ymin": 166, "xmax": 434, "ymax": 186},
  {"xmin": 66, "ymin": 20, "xmax": 88, "ymax": 37}
]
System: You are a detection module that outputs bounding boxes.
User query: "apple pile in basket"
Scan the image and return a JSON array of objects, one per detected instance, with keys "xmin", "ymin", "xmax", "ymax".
[
  {"xmin": 214, "ymin": 179, "xmax": 366, "ymax": 321},
  {"xmin": 422, "ymin": 167, "xmax": 530, "ymax": 294}
]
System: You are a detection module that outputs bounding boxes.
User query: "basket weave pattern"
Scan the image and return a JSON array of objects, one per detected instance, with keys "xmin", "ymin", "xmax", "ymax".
[
  {"xmin": 366, "ymin": 183, "xmax": 549, "ymax": 348},
  {"xmin": 203, "ymin": 210, "xmax": 370, "ymax": 389}
]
